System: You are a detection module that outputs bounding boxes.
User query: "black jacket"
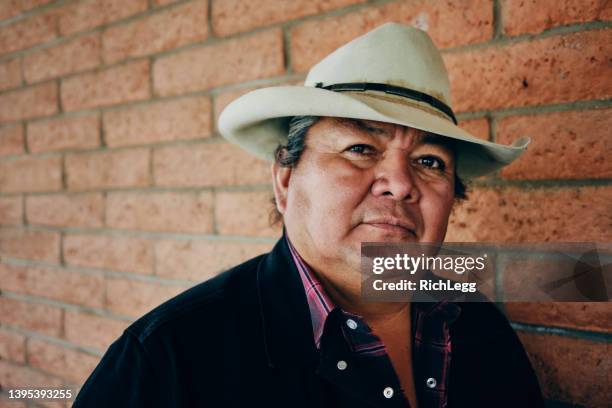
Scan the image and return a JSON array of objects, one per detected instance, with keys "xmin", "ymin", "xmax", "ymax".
[{"xmin": 73, "ymin": 237, "xmax": 544, "ymax": 407}]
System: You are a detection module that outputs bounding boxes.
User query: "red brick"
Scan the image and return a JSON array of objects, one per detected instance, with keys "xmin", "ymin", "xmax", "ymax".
[
  {"xmin": 58, "ymin": 0, "xmax": 148, "ymax": 36},
  {"xmin": 28, "ymin": 339, "xmax": 100, "ymax": 385},
  {"xmin": 153, "ymin": 142, "xmax": 270, "ymax": 187},
  {"xmin": 6, "ymin": 228, "xmax": 57, "ymax": 266},
  {"xmin": 0, "ymin": 12, "xmax": 56, "ymax": 56},
  {"xmin": 212, "ymin": 0, "xmax": 365, "ymax": 36},
  {"xmin": 0, "ymin": 196, "xmax": 22, "ymax": 225},
  {"xmin": 24, "ymin": 33, "xmax": 102, "ymax": 83},
  {"xmin": 502, "ymin": 0, "xmax": 612, "ymax": 36},
  {"xmin": 0, "ymin": 155, "xmax": 62, "ymax": 193},
  {"xmin": 106, "ymin": 191, "xmax": 214, "ymax": 233},
  {"xmin": 497, "ymin": 108, "xmax": 612, "ymax": 180},
  {"xmin": 64, "ymin": 310, "xmax": 128, "ymax": 352},
  {"xmin": 444, "ymin": 29, "xmax": 612, "ymax": 112},
  {"xmin": 458, "ymin": 117, "xmax": 489, "ymax": 140},
  {"xmin": 0, "ymin": 124, "xmax": 24, "ymax": 156},
  {"xmin": 105, "ymin": 277, "xmax": 186, "ymax": 317},
  {"xmin": 290, "ymin": 0, "xmax": 493, "ymax": 72},
  {"xmin": 0, "ymin": 297, "xmax": 62, "ymax": 336},
  {"xmin": 64, "ymin": 233, "xmax": 154, "ymax": 274},
  {"xmin": 103, "ymin": 96, "xmax": 211, "ymax": 147},
  {"xmin": 0, "ymin": 396, "xmax": 28, "ymax": 408},
  {"xmin": 103, "ymin": 0, "xmax": 209, "ymax": 64},
  {"xmin": 506, "ymin": 303, "xmax": 611, "ymax": 334},
  {"xmin": 27, "ymin": 397, "xmax": 69, "ymax": 408},
  {"xmin": 0, "ymin": 263, "xmax": 105, "ymax": 308},
  {"xmin": 39, "ymin": 399, "xmax": 68, "ymax": 408},
  {"xmin": 0, "ymin": 329, "xmax": 26, "ymax": 363},
  {"xmin": 14, "ymin": 396, "xmax": 65, "ymax": 408},
  {"xmin": 0, "ymin": 360, "xmax": 63, "ymax": 390},
  {"xmin": 215, "ymin": 190, "xmax": 281, "ymax": 238},
  {"xmin": 28, "ymin": 113, "xmax": 100, "ymax": 153},
  {"xmin": 22, "ymin": 0, "xmax": 55, "ymax": 10},
  {"xmin": 61, "ymin": 60, "xmax": 150, "ymax": 112},
  {"xmin": 0, "ymin": 1, "xmax": 19, "ymax": 20},
  {"xmin": 154, "ymin": 0, "xmax": 180, "ymax": 5},
  {"xmin": 0, "ymin": 82, "xmax": 58, "ymax": 124},
  {"xmin": 65, "ymin": 148, "xmax": 150, "ymax": 191},
  {"xmin": 0, "ymin": 1, "xmax": 23, "ymax": 20},
  {"xmin": 0, "ymin": 228, "xmax": 60, "ymax": 262},
  {"xmin": 26, "ymin": 395, "xmax": 69, "ymax": 408},
  {"xmin": 0, "ymin": 58, "xmax": 21, "ymax": 91},
  {"xmin": 0, "ymin": 0, "xmax": 55, "ymax": 20},
  {"xmin": 517, "ymin": 332, "xmax": 611, "ymax": 407},
  {"xmin": 153, "ymin": 28, "xmax": 283, "ymax": 96},
  {"xmin": 446, "ymin": 186, "xmax": 612, "ymax": 242},
  {"xmin": 0, "ymin": 1, "xmax": 20, "ymax": 20},
  {"xmin": 0, "ymin": 262, "xmax": 27, "ymax": 292},
  {"xmin": 155, "ymin": 239, "xmax": 272, "ymax": 281},
  {"xmin": 26, "ymin": 193, "xmax": 104, "ymax": 228}
]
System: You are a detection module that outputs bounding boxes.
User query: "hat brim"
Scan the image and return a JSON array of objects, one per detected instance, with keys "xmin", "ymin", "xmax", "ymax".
[{"xmin": 218, "ymin": 86, "xmax": 529, "ymax": 179}]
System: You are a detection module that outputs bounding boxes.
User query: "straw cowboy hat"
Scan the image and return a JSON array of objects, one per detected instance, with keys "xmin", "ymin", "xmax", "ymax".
[{"xmin": 218, "ymin": 23, "xmax": 529, "ymax": 179}]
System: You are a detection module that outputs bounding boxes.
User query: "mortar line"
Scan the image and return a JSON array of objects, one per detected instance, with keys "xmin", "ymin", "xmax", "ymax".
[
  {"xmin": 0, "ymin": 290, "xmax": 135, "ymax": 323},
  {"xmin": 492, "ymin": 0, "xmax": 503, "ymax": 38},
  {"xmin": 510, "ymin": 321, "xmax": 612, "ymax": 343},
  {"xmin": 1, "ymin": 322, "xmax": 106, "ymax": 358},
  {"xmin": 207, "ymin": 0, "xmax": 216, "ymax": 38},
  {"xmin": 282, "ymin": 26, "xmax": 292, "ymax": 74}
]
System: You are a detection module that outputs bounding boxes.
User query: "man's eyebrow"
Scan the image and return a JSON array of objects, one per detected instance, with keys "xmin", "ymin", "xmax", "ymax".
[
  {"xmin": 336, "ymin": 119, "xmax": 455, "ymax": 151},
  {"xmin": 338, "ymin": 118, "xmax": 393, "ymax": 137},
  {"xmin": 418, "ymin": 133, "xmax": 455, "ymax": 151}
]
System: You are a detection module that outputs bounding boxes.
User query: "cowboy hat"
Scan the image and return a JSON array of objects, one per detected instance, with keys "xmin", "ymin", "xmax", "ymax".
[{"xmin": 218, "ymin": 23, "xmax": 529, "ymax": 179}]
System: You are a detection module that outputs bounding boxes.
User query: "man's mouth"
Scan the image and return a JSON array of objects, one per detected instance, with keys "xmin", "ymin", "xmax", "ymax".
[{"xmin": 362, "ymin": 217, "xmax": 417, "ymax": 237}]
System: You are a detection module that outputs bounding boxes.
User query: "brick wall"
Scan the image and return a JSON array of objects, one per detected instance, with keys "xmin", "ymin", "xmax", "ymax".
[{"xmin": 0, "ymin": 0, "xmax": 610, "ymax": 406}]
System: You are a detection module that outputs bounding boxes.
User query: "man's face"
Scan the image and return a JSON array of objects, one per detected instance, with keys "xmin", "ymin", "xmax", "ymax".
[{"xmin": 273, "ymin": 117, "xmax": 457, "ymax": 274}]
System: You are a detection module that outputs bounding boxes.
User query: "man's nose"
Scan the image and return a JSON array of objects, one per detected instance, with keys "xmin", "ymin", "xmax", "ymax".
[{"xmin": 370, "ymin": 150, "xmax": 421, "ymax": 203}]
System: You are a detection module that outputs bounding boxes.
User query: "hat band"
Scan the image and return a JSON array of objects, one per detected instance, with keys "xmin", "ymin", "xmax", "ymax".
[{"xmin": 315, "ymin": 82, "xmax": 457, "ymax": 124}]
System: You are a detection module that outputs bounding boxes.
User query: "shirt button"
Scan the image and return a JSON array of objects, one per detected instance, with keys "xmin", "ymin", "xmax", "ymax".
[
  {"xmin": 336, "ymin": 360, "xmax": 348, "ymax": 371},
  {"xmin": 383, "ymin": 387, "xmax": 394, "ymax": 399},
  {"xmin": 346, "ymin": 318, "xmax": 358, "ymax": 330},
  {"xmin": 426, "ymin": 377, "xmax": 437, "ymax": 389}
]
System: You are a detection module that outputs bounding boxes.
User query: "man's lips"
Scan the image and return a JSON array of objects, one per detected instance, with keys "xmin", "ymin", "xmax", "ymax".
[{"xmin": 362, "ymin": 217, "xmax": 417, "ymax": 236}]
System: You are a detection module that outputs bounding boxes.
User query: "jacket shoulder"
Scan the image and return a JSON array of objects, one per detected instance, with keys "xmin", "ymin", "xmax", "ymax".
[
  {"xmin": 126, "ymin": 252, "xmax": 266, "ymax": 344},
  {"xmin": 73, "ymin": 252, "xmax": 270, "ymax": 407}
]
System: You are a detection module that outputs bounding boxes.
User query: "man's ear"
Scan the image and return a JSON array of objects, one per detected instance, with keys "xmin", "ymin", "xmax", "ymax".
[{"xmin": 271, "ymin": 161, "xmax": 292, "ymax": 215}]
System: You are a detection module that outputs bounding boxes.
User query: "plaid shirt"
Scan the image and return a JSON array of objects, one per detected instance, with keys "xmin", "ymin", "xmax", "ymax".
[{"xmin": 287, "ymin": 237, "xmax": 461, "ymax": 408}]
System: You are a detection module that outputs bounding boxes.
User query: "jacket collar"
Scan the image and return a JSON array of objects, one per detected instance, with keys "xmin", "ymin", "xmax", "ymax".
[{"xmin": 256, "ymin": 233, "xmax": 319, "ymax": 369}]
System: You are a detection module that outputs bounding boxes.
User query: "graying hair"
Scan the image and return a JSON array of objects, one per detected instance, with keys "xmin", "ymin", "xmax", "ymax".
[{"xmin": 274, "ymin": 116, "xmax": 320, "ymax": 166}]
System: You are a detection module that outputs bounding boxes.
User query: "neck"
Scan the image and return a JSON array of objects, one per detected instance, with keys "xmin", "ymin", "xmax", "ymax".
[
  {"xmin": 284, "ymin": 231, "xmax": 410, "ymax": 324},
  {"xmin": 313, "ymin": 262, "xmax": 410, "ymax": 324}
]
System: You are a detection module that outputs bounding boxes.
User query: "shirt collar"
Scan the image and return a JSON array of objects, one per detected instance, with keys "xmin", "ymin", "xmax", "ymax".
[
  {"xmin": 285, "ymin": 235, "xmax": 461, "ymax": 348},
  {"xmin": 286, "ymin": 235, "xmax": 334, "ymax": 348}
]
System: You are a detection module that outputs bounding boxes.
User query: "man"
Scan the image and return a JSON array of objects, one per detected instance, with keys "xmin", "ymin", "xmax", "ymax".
[{"xmin": 74, "ymin": 23, "xmax": 542, "ymax": 407}]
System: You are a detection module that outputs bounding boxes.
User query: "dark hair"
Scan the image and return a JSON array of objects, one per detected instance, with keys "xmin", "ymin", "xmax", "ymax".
[{"xmin": 269, "ymin": 116, "xmax": 468, "ymax": 226}]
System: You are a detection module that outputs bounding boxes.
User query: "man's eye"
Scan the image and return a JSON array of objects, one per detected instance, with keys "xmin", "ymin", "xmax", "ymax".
[
  {"xmin": 416, "ymin": 156, "xmax": 446, "ymax": 170},
  {"xmin": 346, "ymin": 144, "xmax": 376, "ymax": 155}
]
